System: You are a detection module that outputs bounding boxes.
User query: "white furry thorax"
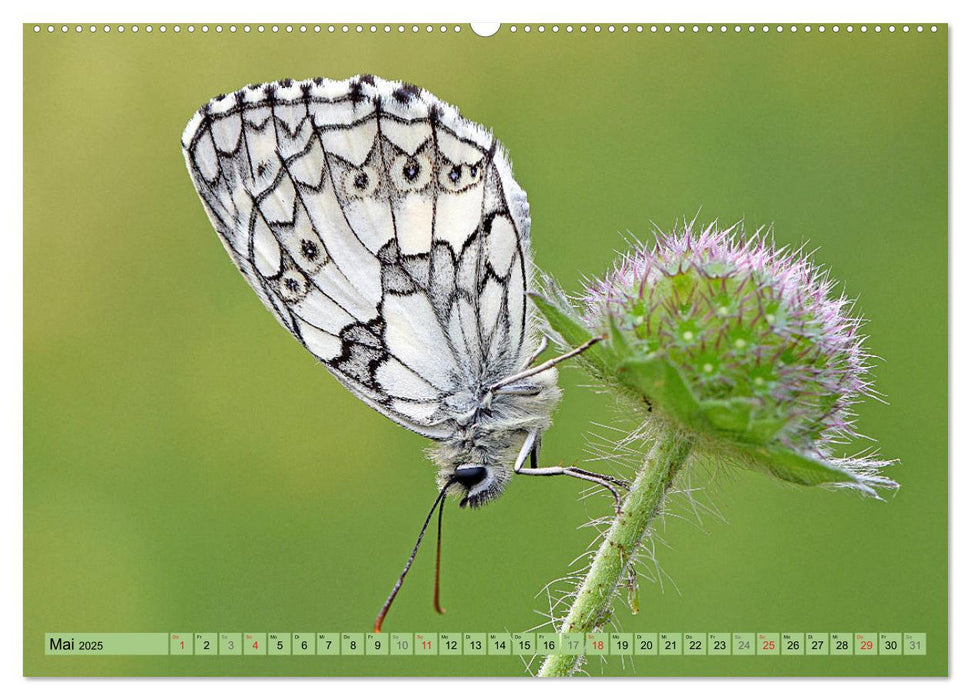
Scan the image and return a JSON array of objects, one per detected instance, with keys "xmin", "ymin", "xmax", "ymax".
[{"xmin": 430, "ymin": 367, "xmax": 561, "ymax": 507}]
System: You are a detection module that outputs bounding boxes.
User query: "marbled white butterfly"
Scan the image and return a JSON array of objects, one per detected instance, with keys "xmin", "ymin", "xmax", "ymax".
[{"xmin": 182, "ymin": 75, "xmax": 618, "ymax": 629}]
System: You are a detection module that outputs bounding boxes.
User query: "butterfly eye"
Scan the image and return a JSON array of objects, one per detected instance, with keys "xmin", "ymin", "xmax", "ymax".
[
  {"xmin": 278, "ymin": 269, "xmax": 309, "ymax": 302},
  {"xmin": 453, "ymin": 465, "xmax": 489, "ymax": 490},
  {"xmin": 390, "ymin": 153, "xmax": 432, "ymax": 191},
  {"xmin": 342, "ymin": 166, "xmax": 379, "ymax": 198}
]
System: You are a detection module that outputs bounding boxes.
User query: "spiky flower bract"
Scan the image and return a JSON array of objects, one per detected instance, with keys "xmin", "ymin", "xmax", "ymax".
[{"xmin": 535, "ymin": 221, "xmax": 895, "ymax": 496}]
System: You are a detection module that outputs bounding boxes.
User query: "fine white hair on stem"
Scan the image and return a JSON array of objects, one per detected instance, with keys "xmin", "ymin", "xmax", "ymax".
[{"xmin": 529, "ymin": 417, "xmax": 712, "ymax": 678}]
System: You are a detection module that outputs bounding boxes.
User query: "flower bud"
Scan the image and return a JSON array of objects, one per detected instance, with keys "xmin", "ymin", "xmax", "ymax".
[{"xmin": 535, "ymin": 222, "xmax": 895, "ymax": 495}]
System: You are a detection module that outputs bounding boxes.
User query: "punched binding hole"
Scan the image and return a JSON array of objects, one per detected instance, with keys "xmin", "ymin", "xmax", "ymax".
[{"xmin": 471, "ymin": 23, "xmax": 500, "ymax": 37}]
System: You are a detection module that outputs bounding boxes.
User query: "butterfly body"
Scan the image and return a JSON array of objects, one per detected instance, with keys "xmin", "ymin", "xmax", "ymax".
[{"xmin": 182, "ymin": 75, "xmax": 560, "ymax": 507}]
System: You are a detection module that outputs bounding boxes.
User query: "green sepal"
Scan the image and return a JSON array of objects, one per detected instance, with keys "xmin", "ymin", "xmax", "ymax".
[
  {"xmin": 699, "ymin": 398, "xmax": 754, "ymax": 434},
  {"xmin": 616, "ymin": 356, "xmax": 862, "ymax": 488},
  {"xmin": 607, "ymin": 313, "xmax": 633, "ymax": 361},
  {"xmin": 616, "ymin": 356, "xmax": 706, "ymax": 430},
  {"xmin": 530, "ymin": 293, "xmax": 613, "ymax": 375},
  {"xmin": 746, "ymin": 416, "xmax": 791, "ymax": 444},
  {"xmin": 697, "ymin": 399, "xmax": 787, "ymax": 444},
  {"xmin": 732, "ymin": 444, "xmax": 860, "ymax": 487}
]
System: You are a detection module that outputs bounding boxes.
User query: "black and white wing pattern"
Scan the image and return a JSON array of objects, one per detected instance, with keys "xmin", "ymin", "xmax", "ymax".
[{"xmin": 182, "ymin": 76, "xmax": 534, "ymax": 439}]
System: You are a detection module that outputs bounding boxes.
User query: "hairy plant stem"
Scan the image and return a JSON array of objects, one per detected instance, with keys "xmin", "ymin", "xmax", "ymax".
[{"xmin": 537, "ymin": 421, "xmax": 694, "ymax": 677}]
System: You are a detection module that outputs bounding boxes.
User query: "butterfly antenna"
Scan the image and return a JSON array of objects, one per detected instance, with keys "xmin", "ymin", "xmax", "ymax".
[
  {"xmin": 433, "ymin": 492, "xmax": 447, "ymax": 615},
  {"xmin": 374, "ymin": 480, "xmax": 453, "ymax": 633}
]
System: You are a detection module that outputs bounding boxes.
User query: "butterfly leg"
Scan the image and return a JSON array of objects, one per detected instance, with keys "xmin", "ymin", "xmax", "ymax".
[
  {"xmin": 513, "ymin": 431, "xmax": 630, "ymax": 515},
  {"xmin": 516, "ymin": 464, "xmax": 629, "ymax": 515},
  {"xmin": 526, "ymin": 336, "xmax": 549, "ymax": 366},
  {"xmin": 489, "ymin": 335, "xmax": 605, "ymax": 393},
  {"xmin": 530, "ymin": 435, "xmax": 541, "ymax": 469}
]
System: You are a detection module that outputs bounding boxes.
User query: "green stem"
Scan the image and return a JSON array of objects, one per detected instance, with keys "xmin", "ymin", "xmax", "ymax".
[{"xmin": 537, "ymin": 422, "xmax": 693, "ymax": 677}]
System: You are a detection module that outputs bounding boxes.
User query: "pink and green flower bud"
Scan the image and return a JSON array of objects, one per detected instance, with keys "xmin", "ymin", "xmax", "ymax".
[{"xmin": 535, "ymin": 221, "xmax": 894, "ymax": 495}]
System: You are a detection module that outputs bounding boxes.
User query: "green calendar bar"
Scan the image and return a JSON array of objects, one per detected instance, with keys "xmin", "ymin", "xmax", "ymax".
[
  {"xmin": 45, "ymin": 633, "xmax": 169, "ymax": 655},
  {"xmin": 44, "ymin": 632, "xmax": 930, "ymax": 656}
]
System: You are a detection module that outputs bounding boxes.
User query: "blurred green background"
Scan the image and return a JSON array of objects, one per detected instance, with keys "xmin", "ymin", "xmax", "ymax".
[{"xmin": 24, "ymin": 24, "xmax": 947, "ymax": 676}]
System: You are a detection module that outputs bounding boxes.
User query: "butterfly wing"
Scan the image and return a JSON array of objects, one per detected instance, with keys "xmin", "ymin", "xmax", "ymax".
[{"xmin": 182, "ymin": 76, "xmax": 534, "ymax": 439}]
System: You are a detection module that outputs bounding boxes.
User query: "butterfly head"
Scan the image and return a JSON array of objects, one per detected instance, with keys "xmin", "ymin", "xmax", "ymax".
[{"xmin": 446, "ymin": 464, "xmax": 511, "ymax": 508}]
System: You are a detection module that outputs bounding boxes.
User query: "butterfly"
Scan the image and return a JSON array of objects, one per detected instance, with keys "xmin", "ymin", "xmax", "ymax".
[{"xmin": 182, "ymin": 75, "xmax": 620, "ymax": 630}]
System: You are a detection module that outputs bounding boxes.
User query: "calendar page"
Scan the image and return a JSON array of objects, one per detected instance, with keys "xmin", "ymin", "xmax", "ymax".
[{"xmin": 23, "ymin": 21, "xmax": 947, "ymax": 678}]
